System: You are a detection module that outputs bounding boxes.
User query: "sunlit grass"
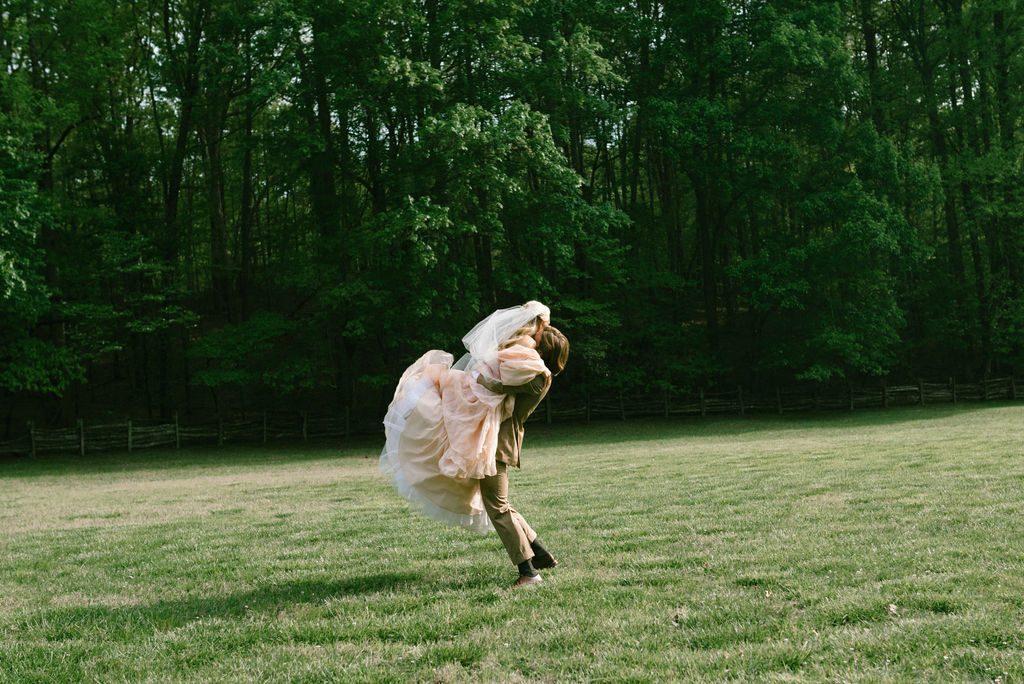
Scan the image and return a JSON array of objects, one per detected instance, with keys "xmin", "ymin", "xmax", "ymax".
[{"xmin": 2, "ymin": 404, "xmax": 1023, "ymax": 682}]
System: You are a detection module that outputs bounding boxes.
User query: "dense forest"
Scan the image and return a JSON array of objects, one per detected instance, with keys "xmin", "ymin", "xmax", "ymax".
[{"xmin": 2, "ymin": 0, "xmax": 1023, "ymax": 433}]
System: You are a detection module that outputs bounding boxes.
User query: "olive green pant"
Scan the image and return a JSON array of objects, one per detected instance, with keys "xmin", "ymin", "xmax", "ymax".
[{"xmin": 479, "ymin": 462, "xmax": 536, "ymax": 566}]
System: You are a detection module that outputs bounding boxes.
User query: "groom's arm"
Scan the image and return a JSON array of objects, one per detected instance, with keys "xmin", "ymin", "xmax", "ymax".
[{"xmin": 476, "ymin": 372, "xmax": 546, "ymax": 395}]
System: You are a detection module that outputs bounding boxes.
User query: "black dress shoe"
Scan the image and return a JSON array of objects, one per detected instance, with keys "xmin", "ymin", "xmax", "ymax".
[{"xmin": 532, "ymin": 552, "xmax": 559, "ymax": 570}]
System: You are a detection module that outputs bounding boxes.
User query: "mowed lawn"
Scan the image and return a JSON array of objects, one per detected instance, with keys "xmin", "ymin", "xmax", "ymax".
[{"xmin": 2, "ymin": 405, "xmax": 1024, "ymax": 682}]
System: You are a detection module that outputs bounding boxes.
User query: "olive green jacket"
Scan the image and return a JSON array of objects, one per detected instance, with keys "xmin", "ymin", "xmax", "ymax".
[{"xmin": 478, "ymin": 372, "xmax": 550, "ymax": 468}]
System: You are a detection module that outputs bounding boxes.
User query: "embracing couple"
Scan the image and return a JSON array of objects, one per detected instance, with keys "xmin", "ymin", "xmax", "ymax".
[{"xmin": 380, "ymin": 302, "xmax": 570, "ymax": 589}]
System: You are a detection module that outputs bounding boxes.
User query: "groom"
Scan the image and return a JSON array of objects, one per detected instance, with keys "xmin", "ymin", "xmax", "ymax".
[{"xmin": 476, "ymin": 326, "xmax": 570, "ymax": 588}]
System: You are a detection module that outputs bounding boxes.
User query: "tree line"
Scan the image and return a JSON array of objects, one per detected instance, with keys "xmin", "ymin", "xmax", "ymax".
[{"xmin": 2, "ymin": 0, "xmax": 1023, "ymax": 433}]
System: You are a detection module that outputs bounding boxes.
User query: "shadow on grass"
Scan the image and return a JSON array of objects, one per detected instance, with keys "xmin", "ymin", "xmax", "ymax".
[{"xmin": 20, "ymin": 572, "xmax": 419, "ymax": 641}]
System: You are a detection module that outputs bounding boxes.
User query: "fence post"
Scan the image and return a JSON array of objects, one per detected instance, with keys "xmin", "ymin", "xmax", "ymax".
[
  {"xmin": 776, "ymin": 386, "xmax": 783, "ymax": 415},
  {"xmin": 1012, "ymin": 376, "xmax": 1017, "ymax": 401},
  {"xmin": 127, "ymin": 419, "xmax": 133, "ymax": 453},
  {"xmin": 738, "ymin": 385, "xmax": 745, "ymax": 416},
  {"xmin": 951, "ymin": 377, "xmax": 957, "ymax": 404},
  {"xmin": 699, "ymin": 388, "xmax": 706, "ymax": 417},
  {"xmin": 174, "ymin": 412, "xmax": 180, "ymax": 449},
  {"xmin": 78, "ymin": 419, "xmax": 85, "ymax": 457},
  {"xmin": 882, "ymin": 379, "xmax": 889, "ymax": 408},
  {"xmin": 28, "ymin": 421, "xmax": 35, "ymax": 458},
  {"xmin": 302, "ymin": 411, "xmax": 308, "ymax": 441},
  {"xmin": 848, "ymin": 381, "xmax": 855, "ymax": 411},
  {"xmin": 663, "ymin": 387, "xmax": 669, "ymax": 418},
  {"xmin": 918, "ymin": 378, "xmax": 925, "ymax": 406},
  {"xmin": 982, "ymin": 375, "xmax": 989, "ymax": 402}
]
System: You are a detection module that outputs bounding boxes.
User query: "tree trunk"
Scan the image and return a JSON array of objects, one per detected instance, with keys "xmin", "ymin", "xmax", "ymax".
[
  {"xmin": 309, "ymin": 14, "xmax": 341, "ymax": 240},
  {"xmin": 366, "ymin": 108, "xmax": 386, "ymax": 214},
  {"xmin": 203, "ymin": 117, "xmax": 235, "ymax": 321},
  {"xmin": 694, "ymin": 181, "xmax": 719, "ymax": 348},
  {"xmin": 992, "ymin": 9, "xmax": 1021, "ymax": 287},
  {"xmin": 859, "ymin": 0, "xmax": 884, "ymax": 131},
  {"xmin": 161, "ymin": 0, "xmax": 205, "ymax": 265},
  {"xmin": 239, "ymin": 30, "xmax": 255, "ymax": 321}
]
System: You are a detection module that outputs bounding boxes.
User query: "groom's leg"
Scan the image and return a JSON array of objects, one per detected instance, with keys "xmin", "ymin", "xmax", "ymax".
[
  {"xmin": 510, "ymin": 509, "xmax": 536, "ymax": 544},
  {"xmin": 480, "ymin": 462, "xmax": 534, "ymax": 565}
]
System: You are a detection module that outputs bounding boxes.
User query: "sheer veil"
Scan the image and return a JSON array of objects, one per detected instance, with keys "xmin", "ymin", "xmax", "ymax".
[{"xmin": 453, "ymin": 300, "xmax": 550, "ymax": 375}]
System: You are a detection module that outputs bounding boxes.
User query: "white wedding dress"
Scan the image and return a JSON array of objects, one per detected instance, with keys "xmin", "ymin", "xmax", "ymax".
[{"xmin": 379, "ymin": 303, "xmax": 549, "ymax": 534}]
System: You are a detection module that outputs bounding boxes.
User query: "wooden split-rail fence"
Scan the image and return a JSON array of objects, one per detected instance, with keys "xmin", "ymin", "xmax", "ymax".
[{"xmin": 0, "ymin": 376, "xmax": 1018, "ymax": 458}]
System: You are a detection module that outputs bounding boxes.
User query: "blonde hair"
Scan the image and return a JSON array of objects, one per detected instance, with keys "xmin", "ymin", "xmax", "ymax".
[{"xmin": 498, "ymin": 316, "xmax": 546, "ymax": 349}]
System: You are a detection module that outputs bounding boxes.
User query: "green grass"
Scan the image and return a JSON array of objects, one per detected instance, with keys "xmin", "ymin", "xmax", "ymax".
[{"xmin": 2, "ymin": 404, "xmax": 1024, "ymax": 682}]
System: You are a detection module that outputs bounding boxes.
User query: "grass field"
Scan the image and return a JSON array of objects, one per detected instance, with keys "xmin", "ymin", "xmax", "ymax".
[{"xmin": 2, "ymin": 405, "xmax": 1024, "ymax": 682}]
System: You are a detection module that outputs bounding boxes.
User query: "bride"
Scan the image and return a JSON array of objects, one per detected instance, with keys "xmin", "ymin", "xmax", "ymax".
[{"xmin": 379, "ymin": 301, "xmax": 551, "ymax": 533}]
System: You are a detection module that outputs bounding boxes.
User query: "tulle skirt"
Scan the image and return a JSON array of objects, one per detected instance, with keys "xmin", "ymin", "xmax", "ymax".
[{"xmin": 379, "ymin": 350, "xmax": 496, "ymax": 534}]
